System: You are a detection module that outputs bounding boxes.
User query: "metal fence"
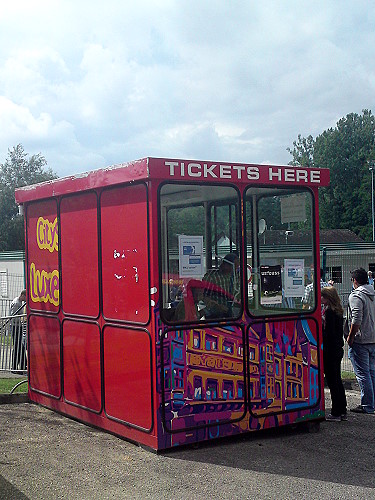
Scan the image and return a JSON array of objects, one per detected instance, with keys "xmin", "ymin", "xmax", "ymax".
[
  {"xmin": 0, "ymin": 313, "xmax": 27, "ymax": 374},
  {"xmin": 0, "ymin": 273, "xmax": 27, "ymax": 374},
  {"xmin": 0, "ymin": 272, "xmax": 25, "ymax": 310},
  {"xmin": 322, "ymin": 244, "xmax": 375, "ymax": 375}
]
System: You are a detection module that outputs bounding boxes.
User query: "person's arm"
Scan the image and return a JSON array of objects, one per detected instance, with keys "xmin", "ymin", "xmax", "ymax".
[
  {"xmin": 9, "ymin": 301, "xmax": 17, "ymax": 316},
  {"xmin": 347, "ymin": 323, "xmax": 360, "ymax": 346},
  {"xmin": 347, "ymin": 294, "xmax": 362, "ymax": 346}
]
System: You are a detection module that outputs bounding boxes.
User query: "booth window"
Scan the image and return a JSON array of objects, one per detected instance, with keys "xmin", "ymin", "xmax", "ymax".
[
  {"xmin": 159, "ymin": 183, "xmax": 242, "ymax": 323},
  {"xmin": 326, "ymin": 265, "xmax": 342, "ymax": 284},
  {"xmin": 245, "ymin": 187, "xmax": 315, "ymax": 316}
]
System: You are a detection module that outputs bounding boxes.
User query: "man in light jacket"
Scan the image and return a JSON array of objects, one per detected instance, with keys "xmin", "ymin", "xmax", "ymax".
[{"xmin": 347, "ymin": 268, "xmax": 375, "ymax": 414}]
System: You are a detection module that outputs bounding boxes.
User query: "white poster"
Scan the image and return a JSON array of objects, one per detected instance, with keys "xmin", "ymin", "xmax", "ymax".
[
  {"xmin": 178, "ymin": 235, "xmax": 204, "ymax": 278},
  {"xmin": 284, "ymin": 259, "xmax": 305, "ymax": 297},
  {"xmin": 281, "ymin": 194, "xmax": 306, "ymax": 224}
]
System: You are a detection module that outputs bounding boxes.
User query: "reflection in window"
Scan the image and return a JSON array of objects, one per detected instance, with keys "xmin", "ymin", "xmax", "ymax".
[
  {"xmin": 245, "ymin": 188, "xmax": 315, "ymax": 316},
  {"xmin": 159, "ymin": 183, "xmax": 242, "ymax": 324}
]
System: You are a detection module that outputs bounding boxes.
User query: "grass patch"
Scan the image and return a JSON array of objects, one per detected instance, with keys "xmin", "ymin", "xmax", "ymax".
[
  {"xmin": 341, "ymin": 371, "xmax": 356, "ymax": 380},
  {"xmin": 0, "ymin": 378, "xmax": 28, "ymax": 394}
]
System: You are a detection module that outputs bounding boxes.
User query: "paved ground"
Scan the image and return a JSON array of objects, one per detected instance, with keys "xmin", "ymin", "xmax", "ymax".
[{"xmin": 1, "ymin": 387, "xmax": 375, "ymax": 499}]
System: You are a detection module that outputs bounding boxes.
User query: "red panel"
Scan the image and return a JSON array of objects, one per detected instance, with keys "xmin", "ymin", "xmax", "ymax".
[
  {"xmin": 15, "ymin": 158, "xmax": 149, "ymax": 204},
  {"xmin": 100, "ymin": 184, "xmax": 149, "ymax": 323},
  {"xmin": 26, "ymin": 201, "xmax": 59, "ymax": 313},
  {"xmin": 63, "ymin": 320, "xmax": 101, "ymax": 411},
  {"xmin": 103, "ymin": 326, "xmax": 152, "ymax": 430},
  {"xmin": 60, "ymin": 193, "xmax": 100, "ymax": 317},
  {"xmin": 28, "ymin": 315, "xmax": 61, "ymax": 397}
]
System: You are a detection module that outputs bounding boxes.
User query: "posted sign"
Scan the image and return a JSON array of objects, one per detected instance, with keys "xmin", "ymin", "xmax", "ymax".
[
  {"xmin": 178, "ymin": 235, "xmax": 204, "ymax": 277},
  {"xmin": 284, "ymin": 259, "xmax": 304, "ymax": 297}
]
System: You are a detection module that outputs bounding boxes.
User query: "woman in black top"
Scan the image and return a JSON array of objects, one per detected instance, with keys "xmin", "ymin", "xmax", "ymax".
[{"xmin": 321, "ymin": 286, "xmax": 347, "ymax": 421}]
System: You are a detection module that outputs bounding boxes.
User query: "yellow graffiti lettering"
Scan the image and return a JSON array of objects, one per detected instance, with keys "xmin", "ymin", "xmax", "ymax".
[
  {"xmin": 36, "ymin": 217, "xmax": 58, "ymax": 252},
  {"xmin": 30, "ymin": 262, "xmax": 59, "ymax": 306},
  {"xmin": 187, "ymin": 353, "xmax": 243, "ymax": 373}
]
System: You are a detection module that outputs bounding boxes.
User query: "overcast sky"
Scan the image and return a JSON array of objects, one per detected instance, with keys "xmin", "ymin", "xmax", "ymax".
[{"xmin": 0, "ymin": 1, "xmax": 374, "ymax": 178}]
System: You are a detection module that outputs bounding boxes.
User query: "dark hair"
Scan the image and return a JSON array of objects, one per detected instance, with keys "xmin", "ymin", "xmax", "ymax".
[
  {"xmin": 351, "ymin": 268, "xmax": 369, "ymax": 286},
  {"xmin": 222, "ymin": 253, "xmax": 239, "ymax": 265}
]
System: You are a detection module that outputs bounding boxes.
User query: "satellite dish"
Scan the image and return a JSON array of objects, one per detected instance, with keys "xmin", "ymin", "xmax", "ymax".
[{"xmin": 258, "ymin": 218, "xmax": 266, "ymax": 234}]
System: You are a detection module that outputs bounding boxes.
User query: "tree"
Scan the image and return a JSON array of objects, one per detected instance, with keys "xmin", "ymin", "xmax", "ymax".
[
  {"xmin": 288, "ymin": 110, "xmax": 375, "ymax": 241},
  {"xmin": 0, "ymin": 144, "xmax": 58, "ymax": 251}
]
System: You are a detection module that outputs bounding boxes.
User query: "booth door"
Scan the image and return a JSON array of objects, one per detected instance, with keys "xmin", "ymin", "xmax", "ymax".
[{"xmin": 247, "ymin": 319, "xmax": 321, "ymax": 416}]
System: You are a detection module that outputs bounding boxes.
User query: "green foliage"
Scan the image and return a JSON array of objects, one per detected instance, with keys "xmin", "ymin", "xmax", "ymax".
[
  {"xmin": 167, "ymin": 205, "xmax": 205, "ymax": 249},
  {"xmin": 288, "ymin": 110, "xmax": 375, "ymax": 241},
  {"xmin": 0, "ymin": 144, "xmax": 58, "ymax": 251},
  {"xmin": 287, "ymin": 134, "xmax": 315, "ymax": 168}
]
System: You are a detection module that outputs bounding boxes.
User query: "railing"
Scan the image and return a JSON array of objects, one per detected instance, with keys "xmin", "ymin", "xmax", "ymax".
[{"xmin": 0, "ymin": 314, "xmax": 27, "ymax": 374}]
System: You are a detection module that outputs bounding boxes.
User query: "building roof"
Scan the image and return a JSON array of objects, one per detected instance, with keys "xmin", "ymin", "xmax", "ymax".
[
  {"xmin": 320, "ymin": 229, "xmax": 364, "ymax": 244},
  {"xmin": 259, "ymin": 228, "xmax": 364, "ymax": 246}
]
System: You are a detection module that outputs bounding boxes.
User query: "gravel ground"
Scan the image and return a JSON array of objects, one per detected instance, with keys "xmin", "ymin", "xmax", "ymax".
[{"xmin": 0, "ymin": 387, "xmax": 375, "ymax": 500}]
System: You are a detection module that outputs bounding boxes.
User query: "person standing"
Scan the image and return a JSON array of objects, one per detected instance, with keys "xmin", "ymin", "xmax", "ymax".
[
  {"xmin": 302, "ymin": 268, "xmax": 330, "ymax": 309},
  {"xmin": 202, "ymin": 253, "xmax": 240, "ymax": 318},
  {"xmin": 368, "ymin": 270, "xmax": 374, "ymax": 288},
  {"xmin": 9, "ymin": 289, "xmax": 27, "ymax": 371},
  {"xmin": 347, "ymin": 268, "xmax": 375, "ymax": 414},
  {"xmin": 321, "ymin": 286, "xmax": 347, "ymax": 421}
]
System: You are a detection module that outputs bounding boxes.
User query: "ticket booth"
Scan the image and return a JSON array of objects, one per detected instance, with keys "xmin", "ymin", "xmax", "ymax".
[{"xmin": 15, "ymin": 157, "xmax": 330, "ymax": 450}]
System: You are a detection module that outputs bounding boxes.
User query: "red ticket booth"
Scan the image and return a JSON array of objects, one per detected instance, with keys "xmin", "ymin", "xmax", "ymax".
[{"xmin": 15, "ymin": 157, "xmax": 330, "ymax": 450}]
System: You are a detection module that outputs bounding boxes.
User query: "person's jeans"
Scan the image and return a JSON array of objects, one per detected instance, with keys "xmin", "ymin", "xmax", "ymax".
[{"xmin": 348, "ymin": 343, "xmax": 375, "ymax": 413}]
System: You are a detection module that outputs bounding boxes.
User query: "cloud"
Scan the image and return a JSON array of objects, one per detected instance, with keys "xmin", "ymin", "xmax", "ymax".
[{"xmin": 0, "ymin": 1, "xmax": 374, "ymax": 176}]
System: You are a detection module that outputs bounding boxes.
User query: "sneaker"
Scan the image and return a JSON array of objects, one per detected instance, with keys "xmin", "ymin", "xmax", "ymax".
[
  {"xmin": 325, "ymin": 413, "xmax": 341, "ymax": 422},
  {"xmin": 341, "ymin": 413, "xmax": 348, "ymax": 421},
  {"xmin": 350, "ymin": 405, "xmax": 374, "ymax": 414}
]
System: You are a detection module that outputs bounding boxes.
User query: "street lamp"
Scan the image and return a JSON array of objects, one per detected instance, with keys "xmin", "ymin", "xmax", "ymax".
[{"xmin": 369, "ymin": 162, "xmax": 375, "ymax": 242}]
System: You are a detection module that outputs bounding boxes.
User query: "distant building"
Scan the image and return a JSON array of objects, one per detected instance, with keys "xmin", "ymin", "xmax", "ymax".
[{"xmin": 0, "ymin": 251, "xmax": 25, "ymax": 299}]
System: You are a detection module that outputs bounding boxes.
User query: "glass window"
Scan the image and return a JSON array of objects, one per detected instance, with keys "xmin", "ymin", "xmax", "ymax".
[
  {"xmin": 238, "ymin": 381, "xmax": 244, "ymax": 398},
  {"xmin": 205, "ymin": 334, "xmax": 218, "ymax": 351},
  {"xmin": 223, "ymin": 380, "xmax": 234, "ymax": 400},
  {"xmin": 245, "ymin": 188, "xmax": 316, "ymax": 316},
  {"xmin": 206, "ymin": 379, "xmax": 218, "ymax": 400},
  {"xmin": 193, "ymin": 376, "xmax": 202, "ymax": 400},
  {"xmin": 223, "ymin": 340, "xmax": 234, "ymax": 354},
  {"xmin": 159, "ymin": 183, "xmax": 242, "ymax": 323},
  {"xmin": 327, "ymin": 266, "xmax": 342, "ymax": 284},
  {"xmin": 193, "ymin": 331, "xmax": 201, "ymax": 349}
]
